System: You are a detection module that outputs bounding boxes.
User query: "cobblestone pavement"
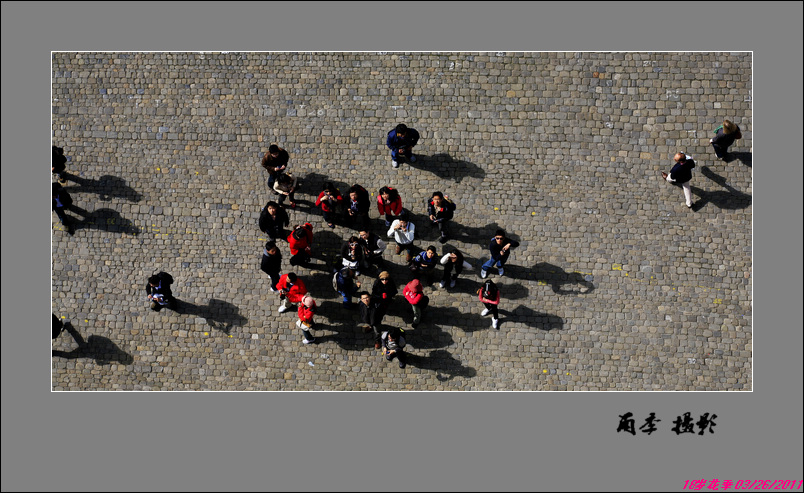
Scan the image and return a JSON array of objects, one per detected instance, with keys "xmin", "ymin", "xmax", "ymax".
[{"xmin": 51, "ymin": 52, "xmax": 752, "ymax": 390}]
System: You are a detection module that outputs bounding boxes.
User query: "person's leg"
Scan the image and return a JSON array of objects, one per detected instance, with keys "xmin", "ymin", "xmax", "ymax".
[
  {"xmin": 481, "ymin": 302, "xmax": 492, "ymax": 316},
  {"xmin": 411, "ymin": 303, "xmax": 421, "ymax": 325},
  {"xmin": 497, "ymin": 257, "xmax": 507, "ymax": 275},
  {"xmin": 150, "ymin": 301, "xmax": 162, "ymax": 312},
  {"xmin": 711, "ymin": 142, "xmax": 725, "ymax": 159},
  {"xmin": 441, "ymin": 261, "xmax": 454, "ymax": 286},
  {"xmin": 396, "ymin": 350, "xmax": 407, "ymax": 368},
  {"xmin": 482, "ymin": 257, "xmax": 496, "ymax": 272},
  {"xmin": 682, "ymin": 182, "xmax": 693, "ymax": 208},
  {"xmin": 54, "ymin": 207, "xmax": 68, "ymax": 225},
  {"xmin": 268, "ymin": 272, "xmax": 280, "ymax": 291},
  {"xmin": 438, "ymin": 220, "xmax": 449, "ymax": 242},
  {"xmin": 301, "ymin": 328, "xmax": 316, "ymax": 344}
]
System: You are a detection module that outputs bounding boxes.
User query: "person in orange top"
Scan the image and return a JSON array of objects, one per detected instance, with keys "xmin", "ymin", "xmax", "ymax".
[
  {"xmin": 377, "ymin": 186, "xmax": 403, "ymax": 227},
  {"xmin": 276, "ymin": 272, "xmax": 307, "ymax": 314},
  {"xmin": 403, "ymin": 278, "xmax": 429, "ymax": 328},
  {"xmin": 297, "ymin": 294, "xmax": 318, "ymax": 344},
  {"xmin": 287, "ymin": 223, "xmax": 314, "ymax": 267},
  {"xmin": 315, "ymin": 182, "xmax": 344, "ymax": 228}
]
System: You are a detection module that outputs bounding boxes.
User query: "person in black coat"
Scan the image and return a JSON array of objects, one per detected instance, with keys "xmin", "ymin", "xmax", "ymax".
[
  {"xmin": 52, "ymin": 146, "xmax": 68, "ymax": 184},
  {"xmin": 661, "ymin": 152, "xmax": 696, "ymax": 209},
  {"xmin": 481, "ymin": 229, "xmax": 520, "ymax": 278},
  {"xmin": 344, "ymin": 184, "xmax": 371, "ymax": 231},
  {"xmin": 358, "ymin": 291, "xmax": 386, "ymax": 349},
  {"xmin": 427, "ymin": 191, "xmax": 456, "ymax": 243},
  {"xmin": 259, "ymin": 201, "xmax": 290, "ymax": 241},
  {"xmin": 52, "ymin": 182, "xmax": 75, "ymax": 235},
  {"xmin": 260, "ymin": 241, "xmax": 282, "ymax": 292},
  {"xmin": 146, "ymin": 272, "xmax": 177, "ymax": 311}
]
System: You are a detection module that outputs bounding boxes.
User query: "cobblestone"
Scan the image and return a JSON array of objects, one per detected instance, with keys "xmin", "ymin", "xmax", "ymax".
[{"xmin": 51, "ymin": 52, "xmax": 752, "ymax": 390}]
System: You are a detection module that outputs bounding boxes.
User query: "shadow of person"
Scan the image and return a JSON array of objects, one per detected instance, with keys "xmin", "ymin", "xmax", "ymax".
[
  {"xmin": 460, "ymin": 279, "xmax": 531, "ymax": 300},
  {"xmin": 692, "ymin": 167, "xmax": 753, "ymax": 211},
  {"xmin": 503, "ymin": 305, "xmax": 564, "ymax": 331},
  {"xmin": 403, "ymin": 349, "xmax": 477, "ymax": 381},
  {"xmin": 62, "ymin": 173, "xmax": 143, "ymax": 202},
  {"xmin": 530, "ymin": 262, "xmax": 595, "ymax": 295},
  {"xmin": 404, "ymin": 323, "xmax": 454, "ymax": 349},
  {"xmin": 407, "ymin": 153, "xmax": 486, "ymax": 184},
  {"xmin": 52, "ymin": 322, "xmax": 134, "ymax": 365},
  {"xmin": 730, "ymin": 151, "xmax": 752, "ymax": 168},
  {"xmin": 420, "ymin": 305, "xmax": 491, "ymax": 333},
  {"xmin": 72, "ymin": 207, "xmax": 141, "ymax": 235},
  {"xmin": 176, "ymin": 298, "xmax": 248, "ymax": 334},
  {"xmin": 445, "ymin": 222, "xmax": 518, "ymax": 249}
]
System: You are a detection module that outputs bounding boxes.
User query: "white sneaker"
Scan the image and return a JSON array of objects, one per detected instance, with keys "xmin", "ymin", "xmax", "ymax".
[
  {"xmin": 498, "ymin": 267, "xmax": 504, "ymax": 276},
  {"xmin": 480, "ymin": 269, "xmax": 488, "ymax": 279},
  {"xmin": 392, "ymin": 160, "xmax": 399, "ymax": 168},
  {"xmin": 270, "ymin": 287, "xmax": 278, "ymax": 292},
  {"xmin": 278, "ymin": 305, "xmax": 288, "ymax": 313},
  {"xmin": 409, "ymin": 154, "xmax": 417, "ymax": 163},
  {"xmin": 449, "ymin": 280, "xmax": 456, "ymax": 288},
  {"xmin": 481, "ymin": 308, "xmax": 490, "ymax": 316},
  {"xmin": 492, "ymin": 318, "xmax": 499, "ymax": 329},
  {"xmin": 439, "ymin": 281, "xmax": 446, "ymax": 288},
  {"xmin": 302, "ymin": 337, "xmax": 315, "ymax": 345}
]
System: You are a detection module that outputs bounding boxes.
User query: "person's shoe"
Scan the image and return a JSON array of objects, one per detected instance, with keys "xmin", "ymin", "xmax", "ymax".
[
  {"xmin": 492, "ymin": 318, "xmax": 499, "ymax": 330},
  {"xmin": 374, "ymin": 341, "xmax": 382, "ymax": 350},
  {"xmin": 439, "ymin": 280, "xmax": 446, "ymax": 288},
  {"xmin": 480, "ymin": 269, "xmax": 488, "ymax": 279},
  {"xmin": 661, "ymin": 172, "xmax": 668, "ymax": 180},
  {"xmin": 302, "ymin": 337, "xmax": 316, "ymax": 345},
  {"xmin": 438, "ymin": 236, "xmax": 447, "ymax": 244},
  {"xmin": 66, "ymin": 224, "xmax": 75, "ymax": 236},
  {"xmin": 409, "ymin": 154, "xmax": 417, "ymax": 163},
  {"xmin": 278, "ymin": 305, "xmax": 288, "ymax": 313},
  {"xmin": 481, "ymin": 308, "xmax": 490, "ymax": 316},
  {"xmin": 498, "ymin": 267, "xmax": 504, "ymax": 276},
  {"xmin": 399, "ymin": 360, "xmax": 406, "ymax": 368},
  {"xmin": 392, "ymin": 160, "xmax": 399, "ymax": 168},
  {"xmin": 449, "ymin": 279, "xmax": 456, "ymax": 288}
]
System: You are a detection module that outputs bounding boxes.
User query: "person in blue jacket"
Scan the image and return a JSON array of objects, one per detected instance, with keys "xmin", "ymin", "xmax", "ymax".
[
  {"xmin": 661, "ymin": 152, "xmax": 696, "ymax": 209},
  {"xmin": 386, "ymin": 123, "xmax": 420, "ymax": 168}
]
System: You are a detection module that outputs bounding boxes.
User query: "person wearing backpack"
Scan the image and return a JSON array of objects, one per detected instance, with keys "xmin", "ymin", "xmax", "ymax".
[
  {"xmin": 710, "ymin": 119, "xmax": 742, "ymax": 161},
  {"xmin": 427, "ymin": 191, "xmax": 456, "ymax": 244},
  {"xmin": 259, "ymin": 201, "xmax": 290, "ymax": 241},
  {"xmin": 52, "ymin": 145, "xmax": 68, "ymax": 185},
  {"xmin": 478, "ymin": 279, "xmax": 501, "ymax": 330},
  {"xmin": 661, "ymin": 152, "xmax": 697, "ymax": 209},
  {"xmin": 146, "ymin": 272, "xmax": 177, "ymax": 311},
  {"xmin": 344, "ymin": 184, "xmax": 371, "ymax": 231},
  {"xmin": 287, "ymin": 223, "xmax": 314, "ymax": 267},
  {"xmin": 381, "ymin": 327, "xmax": 408, "ymax": 368}
]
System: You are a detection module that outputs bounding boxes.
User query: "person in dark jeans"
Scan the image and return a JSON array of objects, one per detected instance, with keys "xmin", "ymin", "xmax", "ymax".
[
  {"xmin": 358, "ymin": 291, "xmax": 386, "ymax": 349},
  {"xmin": 146, "ymin": 272, "xmax": 177, "ymax": 311},
  {"xmin": 481, "ymin": 229, "xmax": 520, "ymax": 278},
  {"xmin": 381, "ymin": 327, "xmax": 407, "ymax": 368},
  {"xmin": 386, "ymin": 123, "xmax": 420, "ymax": 168},
  {"xmin": 710, "ymin": 119, "xmax": 742, "ymax": 161},
  {"xmin": 478, "ymin": 279, "xmax": 501, "ymax": 330},
  {"xmin": 52, "ymin": 182, "xmax": 75, "ymax": 235},
  {"xmin": 260, "ymin": 241, "xmax": 282, "ymax": 292}
]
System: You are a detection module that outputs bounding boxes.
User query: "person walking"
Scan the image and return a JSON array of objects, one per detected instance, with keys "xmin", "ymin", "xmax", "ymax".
[
  {"xmin": 481, "ymin": 230, "xmax": 520, "ymax": 279},
  {"xmin": 297, "ymin": 294, "xmax": 318, "ymax": 345},
  {"xmin": 386, "ymin": 123, "xmax": 420, "ymax": 168},
  {"xmin": 315, "ymin": 182, "xmax": 344, "ymax": 228},
  {"xmin": 358, "ymin": 229, "xmax": 387, "ymax": 271},
  {"xmin": 377, "ymin": 186, "xmax": 403, "ymax": 227},
  {"xmin": 146, "ymin": 272, "xmax": 177, "ymax": 312},
  {"xmin": 333, "ymin": 267, "xmax": 362, "ymax": 309},
  {"xmin": 259, "ymin": 200, "xmax": 290, "ymax": 241},
  {"xmin": 387, "ymin": 214, "xmax": 416, "ymax": 263},
  {"xmin": 358, "ymin": 291, "xmax": 386, "ymax": 349},
  {"xmin": 403, "ymin": 278, "xmax": 429, "ymax": 328},
  {"xmin": 52, "ymin": 145, "xmax": 68, "ymax": 185},
  {"xmin": 478, "ymin": 279, "xmax": 501, "ymax": 330},
  {"xmin": 276, "ymin": 272, "xmax": 308, "ymax": 314},
  {"xmin": 261, "ymin": 144, "xmax": 289, "ymax": 189},
  {"xmin": 52, "ymin": 182, "xmax": 75, "ymax": 235},
  {"xmin": 260, "ymin": 241, "xmax": 282, "ymax": 292},
  {"xmin": 710, "ymin": 119, "xmax": 742, "ymax": 161},
  {"xmin": 661, "ymin": 152, "xmax": 697, "ymax": 209},
  {"xmin": 408, "ymin": 245, "xmax": 439, "ymax": 282},
  {"xmin": 440, "ymin": 248, "xmax": 473, "ymax": 288},
  {"xmin": 381, "ymin": 327, "xmax": 408, "ymax": 368},
  {"xmin": 427, "ymin": 191, "xmax": 456, "ymax": 244},
  {"xmin": 273, "ymin": 172, "xmax": 298, "ymax": 208},
  {"xmin": 287, "ymin": 223, "xmax": 314, "ymax": 267},
  {"xmin": 344, "ymin": 184, "xmax": 371, "ymax": 231}
]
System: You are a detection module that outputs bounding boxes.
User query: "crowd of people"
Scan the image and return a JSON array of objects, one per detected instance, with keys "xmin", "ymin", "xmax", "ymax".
[{"xmin": 53, "ymin": 118, "xmax": 743, "ymax": 370}]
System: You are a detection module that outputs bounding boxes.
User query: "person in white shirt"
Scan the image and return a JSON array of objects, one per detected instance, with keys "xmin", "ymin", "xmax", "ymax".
[{"xmin": 386, "ymin": 214, "xmax": 415, "ymax": 263}]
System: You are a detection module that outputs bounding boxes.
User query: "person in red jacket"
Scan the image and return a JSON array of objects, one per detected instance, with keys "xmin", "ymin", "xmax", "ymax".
[
  {"xmin": 287, "ymin": 223, "xmax": 313, "ymax": 267},
  {"xmin": 377, "ymin": 186, "xmax": 403, "ymax": 227},
  {"xmin": 403, "ymin": 278, "xmax": 429, "ymax": 328},
  {"xmin": 478, "ymin": 279, "xmax": 501, "ymax": 330},
  {"xmin": 276, "ymin": 272, "xmax": 307, "ymax": 314},
  {"xmin": 315, "ymin": 182, "xmax": 344, "ymax": 228},
  {"xmin": 297, "ymin": 294, "xmax": 317, "ymax": 344}
]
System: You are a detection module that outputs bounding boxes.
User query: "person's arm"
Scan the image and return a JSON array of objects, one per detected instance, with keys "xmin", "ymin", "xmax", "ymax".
[
  {"xmin": 462, "ymin": 260, "xmax": 473, "ymax": 269},
  {"xmin": 440, "ymin": 254, "xmax": 450, "ymax": 265},
  {"xmin": 404, "ymin": 223, "xmax": 415, "ymax": 242},
  {"xmin": 387, "ymin": 221, "xmax": 397, "ymax": 238},
  {"xmin": 374, "ymin": 237, "xmax": 387, "ymax": 254},
  {"xmin": 386, "ymin": 130, "xmax": 396, "ymax": 150}
]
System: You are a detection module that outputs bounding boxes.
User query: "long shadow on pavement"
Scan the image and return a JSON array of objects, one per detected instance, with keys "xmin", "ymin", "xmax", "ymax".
[
  {"xmin": 730, "ymin": 151, "xmax": 752, "ymax": 168},
  {"xmin": 176, "ymin": 298, "xmax": 248, "ymax": 334},
  {"xmin": 500, "ymin": 304, "xmax": 564, "ymax": 331},
  {"xmin": 405, "ymin": 153, "xmax": 486, "ymax": 184},
  {"xmin": 62, "ymin": 173, "xmax": 143, "ymax": 202},
  {"xmin": 52, "ymin": 322, "xmax": 134, "ymax": 365},
  {"xmin": 68, "ymin": 206, "xmax": 141, "ymax": 235},
  {"xmin": 693, "ymin": 166, "xmax": 752, "ymax": 211},
  {"xmin": 404, "ymin": 349, "xmax": 477, "ymax": 381}
]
